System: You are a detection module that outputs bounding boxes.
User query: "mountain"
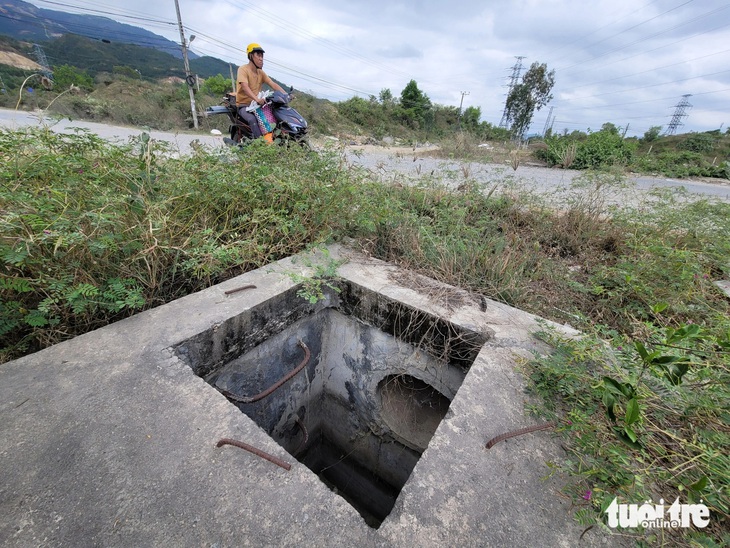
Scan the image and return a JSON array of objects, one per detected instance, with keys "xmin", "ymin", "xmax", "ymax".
[
  {"xmin": 0, "ymin": 32, "xmax": 232, "ymax": 80},
  {"xmin": 0, "ymin": 0, "xmax": 193, "ymax": 59},
  {"xmin": 42, "ymin": 33, "xmax": 186, "ymax": 79},
  {"xmin": 0, "ymin": 1, "xmax": 273, "ymax": 86}
]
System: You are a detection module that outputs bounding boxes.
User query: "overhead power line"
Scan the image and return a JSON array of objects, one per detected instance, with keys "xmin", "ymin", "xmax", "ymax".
[
  {"xmin": 568, "ymin": 48, "xmax": 730, "ymax": 90},
  {"xmin": 561, "ymin": 69, "xmax": 730, "ymax": 101},
  {"xmin": 557, "ymin": 3, "xmax": 730, "ymax": 73}
]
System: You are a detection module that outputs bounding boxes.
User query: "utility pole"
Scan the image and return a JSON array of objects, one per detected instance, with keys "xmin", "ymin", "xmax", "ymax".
[
  {"xmin": 174, "ymin": 0, "xmax": 198, "ymax": 129},
  {"xmin": 664, "ymin": 94, "xmax": 692, "ymax": 136},
  {"xmin": 499, "ymin": 56, "xmax": 525, "ymax": 129},
  {"xmin": 458, "ymin": 91, "xmax": 469, "ymax": 128}
]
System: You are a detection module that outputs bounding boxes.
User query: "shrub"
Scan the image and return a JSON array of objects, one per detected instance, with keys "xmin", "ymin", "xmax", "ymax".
[
  {"xmin": 632, "ymin": 150, "xmax": 719, "ymax": 178},
  {"xmin": 337, "ymin": 96, "xmax": 382, "ymax": 127},
  {"xmin": 537, "ymin": 135, "xmax": 579, "ymax": 167},
  {"xmin": 678, "ymin": 132, "xmax": 715, "ymax": 153},
  {"xmin": 539, "ymin": 129, "xmax": 637, "ymax": 170},
  {"xmin": 202, "ymin": 73, "xmax": 232, "ymax": 96},
  {"xmin": 51, "ymin": 64, "xmax": 95, "ymax": 92},
  {"xmin": 573, "ymin": 129, "xmax": 636, "ymax": 169}
]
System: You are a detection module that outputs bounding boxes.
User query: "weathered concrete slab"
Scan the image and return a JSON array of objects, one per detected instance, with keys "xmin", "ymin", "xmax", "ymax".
[
  {"xmin": 1, "ymin": 245, "xmax": 622, "ymax": 547},
  {"xmin": 715, "ymin": 279, "xmax": 730, "ymax": 298}
]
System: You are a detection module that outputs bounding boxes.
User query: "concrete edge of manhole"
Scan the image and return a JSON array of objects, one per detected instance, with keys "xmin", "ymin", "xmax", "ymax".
[{"xmin": 0, "ymin": 243, "xmax": 624, "ymax": 548}]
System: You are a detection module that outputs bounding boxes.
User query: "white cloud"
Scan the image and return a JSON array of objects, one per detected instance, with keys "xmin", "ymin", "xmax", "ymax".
[{"xmin": 26, "ymin": 0, "xmax": 730, "ymax": 135}]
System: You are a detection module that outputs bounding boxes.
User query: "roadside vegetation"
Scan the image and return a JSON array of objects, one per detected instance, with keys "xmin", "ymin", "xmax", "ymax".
[{"xmin": 2, "ymin": 52, "xmax": 729, "ymax": 546}]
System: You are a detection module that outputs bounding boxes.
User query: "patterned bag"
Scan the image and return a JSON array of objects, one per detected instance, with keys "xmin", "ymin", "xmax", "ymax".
[{"xmin": 254, "ymin": 103, "xmax": 276, "ymax": 135}]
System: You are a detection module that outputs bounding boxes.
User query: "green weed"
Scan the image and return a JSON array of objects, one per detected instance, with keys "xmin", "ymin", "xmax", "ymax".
[
  {"xmin": 286, "ymin": 246, "xmax": 345, "ymax": 304},
  {"xmin": 527, "ymin": 318, "xmax": 729, "ymax": 546}
]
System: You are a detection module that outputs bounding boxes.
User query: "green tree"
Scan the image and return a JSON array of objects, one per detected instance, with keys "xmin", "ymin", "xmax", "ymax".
[
  {"xmin": 504, "ymin": 62, "xmax": 555, "ymax": 140},
  {"xmin": 461, "ymin": 106, "xmax": 482, "ymax": 132},
  {"xmin": 379, "ymin": 88, "xmax": 395, "ymax": 107},
  {"xmin": 202, "ymin": 74, "xmax": 231, "ymax": 96},
  {"xmin": 51, "ymin": 64, "xmax": 95, "ymax": 92},
  {"xmin": 643, "ymin": 126, "xmax": 662, "ymax": 142},
  {"xmin": 400, "ymin": 80, "xmax": 431, "ymax": 126},
  {"xmin": 337, "ymin": 96, "xmax": 379, "ymax": 126}
]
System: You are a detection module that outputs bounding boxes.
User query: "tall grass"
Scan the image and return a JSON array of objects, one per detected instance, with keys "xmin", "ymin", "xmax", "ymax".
[{"xmin": 0, "ymin": 128, "xmax": 372, "ymax": 358}]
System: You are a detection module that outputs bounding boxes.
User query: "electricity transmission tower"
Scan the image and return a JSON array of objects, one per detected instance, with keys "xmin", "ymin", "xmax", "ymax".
[
  {"xmin": 499, "ymin": 56, "xmax": 525, "ymax": 129},
  {"xmin": 542, "ymin": 106, "xmax": 555, "ymax": 137},
  {"xmin": 32, "ymin": 44, "xmax": 53, "ymax": 80},
  {"xmin": 664, "ymin": 94, "xmax": 692, "ymax": 136}
]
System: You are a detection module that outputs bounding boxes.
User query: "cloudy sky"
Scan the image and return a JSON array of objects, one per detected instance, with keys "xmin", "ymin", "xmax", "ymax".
[{"xmin": 28, "ymin": 0, "xmax": 730, "ymax": 137}]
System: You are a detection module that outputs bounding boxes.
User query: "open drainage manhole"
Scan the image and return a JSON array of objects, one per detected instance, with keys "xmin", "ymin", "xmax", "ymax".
[{"xmin": 174, "ymin": 280, "xmax": 490, "ymax": 527}]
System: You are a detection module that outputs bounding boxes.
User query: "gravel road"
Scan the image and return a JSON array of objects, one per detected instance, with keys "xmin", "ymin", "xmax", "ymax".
[
  {"xmin": 341, "ymin": 144, "xmax": 730, "ymax": 204},
  {"xmin": 3, "ymin": 107, "xmax": 729, "ymax": 204}
]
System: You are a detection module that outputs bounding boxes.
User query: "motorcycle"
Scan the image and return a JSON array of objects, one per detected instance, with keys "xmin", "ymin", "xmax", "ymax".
[{"xmin": 205, "ymin": 89, "xmax": 309, "ymax": 147}]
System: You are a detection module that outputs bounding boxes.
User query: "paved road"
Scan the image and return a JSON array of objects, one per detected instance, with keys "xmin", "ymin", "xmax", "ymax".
[
  {"xmin": 342, "ymin": 146, "xmax": 730, "ymax": 204},
  {"xmin": 3, "ymin": 107, "xmax": 729, "ymax": 203},
  {"xmin": 0, "ymin": 107, "xmax": 223, "ymax": 155}
]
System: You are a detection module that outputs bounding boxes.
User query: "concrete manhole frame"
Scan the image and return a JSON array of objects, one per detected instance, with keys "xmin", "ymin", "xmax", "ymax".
[{"xmin": 173, "ymin": 273, "xmax": 491, "ymax": 526}]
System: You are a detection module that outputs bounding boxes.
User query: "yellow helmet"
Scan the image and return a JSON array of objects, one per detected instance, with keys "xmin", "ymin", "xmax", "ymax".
[{"xmin": 246, "ymin": 43, "xmax": 265, "ymax": 54}]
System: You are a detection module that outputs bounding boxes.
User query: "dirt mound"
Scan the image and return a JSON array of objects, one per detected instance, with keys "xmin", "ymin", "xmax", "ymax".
[{"xmin": 0, "ymin": 50, "xmax": 42, "ymax": 71}]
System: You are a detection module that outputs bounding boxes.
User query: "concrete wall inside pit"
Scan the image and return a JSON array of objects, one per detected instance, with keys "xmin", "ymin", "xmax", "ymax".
[{"xmin": 205, "ymin": 308, "xmax": 467, "ymax": 487}]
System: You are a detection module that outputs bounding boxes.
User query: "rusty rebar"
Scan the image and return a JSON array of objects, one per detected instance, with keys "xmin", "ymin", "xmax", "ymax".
[
  {"xmin": 485, "ymin": 421, "xmax": 556, "ymax": 449},
  {"xmin": 217, "ymin": 340, "xmax": 310, "ymax": 404},
  {"xmin": 224, "ymin": 284, "xmax": 257, "ymax": 295},
  {"xmin": 216, "ymin": 438, "xmax": 291, "ymax": 471}
]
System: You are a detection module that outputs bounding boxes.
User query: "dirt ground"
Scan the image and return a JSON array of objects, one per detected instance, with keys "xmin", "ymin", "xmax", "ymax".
[
  {"xmin": 0, "ymin": 51, "xmax": 41, "ymax": 71},
  {"xmin": 314, "ymin": 137, "xmax": 441, "ymax": 156}
]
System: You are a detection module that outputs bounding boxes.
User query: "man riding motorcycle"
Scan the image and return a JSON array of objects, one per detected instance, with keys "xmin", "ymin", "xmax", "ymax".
[{"xmin": 236, "ymin": 43, "xmax": 289, "ymax": 139}]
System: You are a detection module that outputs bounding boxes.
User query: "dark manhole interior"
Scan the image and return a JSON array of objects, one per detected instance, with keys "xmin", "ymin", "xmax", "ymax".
[{"xmin": 174, "ymin": 281, "xmax": 489, "ymax": 527}]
